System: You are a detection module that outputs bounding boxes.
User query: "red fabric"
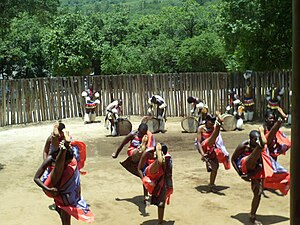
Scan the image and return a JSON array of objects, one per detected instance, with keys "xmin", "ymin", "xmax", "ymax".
[
  {"xmin": 215, "ymin": 148, "xmax": 230, "ymax": 170},
  {"xmin": 264, "ymin": 172, "xmax": 290, "ymax": 195},
  {"xmin": 143, "ymin": 162, "xmax": 164, "ymax": 195},
  {"xmin": 240, "ymin": 147, "xmax": 274, "ymax": 179},
  {"xmin": 71, "ymin": 141, "xmax": 87, "ymax": 175},
  {"xmin": 201, "ymin": 135, "xmax": 230, "ymax": 169},
  {"xmin": 44, "ymin": 159, "xmax": 94, "ymax": 223},
  {"xmin": 127, "ymin": 131, "xmax": 154, "ymax": 156}
]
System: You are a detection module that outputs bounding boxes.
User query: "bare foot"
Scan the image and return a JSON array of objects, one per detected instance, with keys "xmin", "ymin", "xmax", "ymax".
[
  {"xmin": 156, "ymin": 143, "xmax": 164, "ymax": 165},
  {"xmin": 249, "ymin": 214, "xmax": 262, "ymax": 225}
]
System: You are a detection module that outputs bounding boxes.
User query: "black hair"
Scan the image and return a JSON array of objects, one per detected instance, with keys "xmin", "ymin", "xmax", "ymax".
[
  {"xmin": 206, "ymin": 114, "xmax": 216, "ymax": 123},
  {"xmin": 138, "ymin": 123, "xmax": 148, "ymax": 131},
  {"xmin": 151, "ymin": 96, "xmax": 156, "ymax": 103},
  {"xmin": 187, "ymin": 96, "xmax": 195, "ymax": 104},
  {"xmin": 160, "ymin": 143, "xmax": 168, "ymax": 155},
  {"xmin": 65, "ymin": 148, "xmax": 74, "ymax": 162},
  {"xmin": 249, "ymin": 130, "xmax": 260, "ymax": 139},
  {"xmin": 58, "ymin": 122, "xmax": 65, "ymax": 132}
]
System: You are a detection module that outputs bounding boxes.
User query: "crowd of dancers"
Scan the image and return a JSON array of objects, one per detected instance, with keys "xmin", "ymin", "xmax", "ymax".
[{"xmin": 33, "ymin": 74, "xmax": 291, "ymax": 225}]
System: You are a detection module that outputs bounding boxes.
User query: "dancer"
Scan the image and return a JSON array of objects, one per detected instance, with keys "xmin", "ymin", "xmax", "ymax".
[
  {"xmin": 195, "ymin": 113, "xmax": 230, "ymax": 192},
  {"xmin": 34, "ymin": 128, "xmax": 94, "ymax": 224},
  {"xmin": 138, "ymin": 143, "xmax": 173, "ymax": 225},
  {"xmin": 232, "ymin": 127, "xmax": 289, "ymax": 224},
  {"xmin": 112, "ymin": 123, "xmax": 155, "ymax": 203},
  {"xmin": 263, "ymin": 107, "xmax": 291, "ymax": 161}
]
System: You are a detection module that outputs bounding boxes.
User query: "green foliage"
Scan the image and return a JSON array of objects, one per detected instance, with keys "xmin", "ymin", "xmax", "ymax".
[
  {"xmin": 220, "ymin": 0, "xmax": 292, "ymax": 71},
  {"xmin": 177, "ymin": 32, "xmax": 226, "ymax": 72},
  {"xmin": 0, "ymin": 13, "xmax": 48, "ymax": 78},
  {"xmin": 41, "ymin": 13, "xmax": 105, "ymax": 76},
  {"xmin": 0, "ymin": 0, "xmax": 292, "ymax": 78}
]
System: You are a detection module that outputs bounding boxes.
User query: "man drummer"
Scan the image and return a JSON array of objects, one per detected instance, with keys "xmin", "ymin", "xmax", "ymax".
[
  {"xmin": 225, "ymin": 90, "xmax": 244, "ymax": 130},
  {"xmin": 243, "ymin": 70, "xmax": 255, "ymax": 122},
  {"xmin": 195, "ymin": 113, "xmax": 230, "ymax": 192},
  {"xmin": 148, "ymin": 95, "xmax": 167, "ymax": 132},
  {"xmin": 104, "ymin": 99, "xmax": 123, "ymax": 136},
  {"xmin": 187, "ymin": 96, "xmax": 209, "ymax": 125},
  {"xmin": 81, "ymin": 84, "xmax": 100, "ymax": 124},
  {"xmin": 265, "ymin": 85, "xmax": 284, "ymax": 117}
]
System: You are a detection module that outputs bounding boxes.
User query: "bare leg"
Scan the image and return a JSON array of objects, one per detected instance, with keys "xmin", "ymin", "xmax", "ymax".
[
  {"xmin": 51, "ymin": 131, "xmax": 71, "ymax": 187},
  {"xmin": 51, "ymin": 121, "xmax": 60, "ymax": 150},
  {"xmin": 60, "ymin": 209, "xmax": 71, "ymax": 225},
  {"xmin": 158, "ymin": 206, "xmax": 165, "ymax": 224},
  {"xmin": 250, "ymin": 179, "xmax": 263, "ymax": 224},
  {"xmin": 209, "ymin": 158, "xmax": 219, "ymax": 186},
  {"xmin": 207, "ymin": 122, "xmax": 221, "ymax": 147},
  {"xmin": 143, "ymin": 185, "xmax": 150, "ymax": 206}
]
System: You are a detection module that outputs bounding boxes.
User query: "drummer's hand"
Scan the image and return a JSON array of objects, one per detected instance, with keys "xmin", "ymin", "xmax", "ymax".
[{"xmin": 112, "ymin": 152, "xmax": 118, "ymax": 159}]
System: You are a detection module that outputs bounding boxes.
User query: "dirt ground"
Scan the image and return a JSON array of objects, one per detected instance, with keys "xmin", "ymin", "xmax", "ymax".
[{"xmin": 0, "ymin": 116, "xmax": 291, "ymax": 225}]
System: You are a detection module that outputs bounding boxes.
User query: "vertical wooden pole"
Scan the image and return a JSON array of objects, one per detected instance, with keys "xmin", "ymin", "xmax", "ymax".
[{"xmin": 291, "ymin": 0, "xmax": 300, "ymax": 224}]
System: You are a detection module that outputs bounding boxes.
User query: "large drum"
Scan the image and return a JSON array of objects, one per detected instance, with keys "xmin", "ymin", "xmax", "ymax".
[
  {"xmin": 117, "ymin": 118, "xmax": 132, "ymax": 136},
  {"xmin": 181, "ymin": 116, "xmax": 198, "ymax": 133},
  {"xmin": 141, "ymin": 116, "xmax": 160, "ymax": 133},
  {"xmin": 221, "ymin": 114, "xmax": 237, "ymax": 131}
]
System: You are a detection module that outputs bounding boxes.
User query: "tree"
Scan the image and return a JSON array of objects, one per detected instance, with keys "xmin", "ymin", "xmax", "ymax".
[
  {"xmin": 0, "ymin": 13, "xmax": 47, "ymax": 78},
  {"xmin": 220, "ymin": 0, "xmax": 292, "ymax": 71}
]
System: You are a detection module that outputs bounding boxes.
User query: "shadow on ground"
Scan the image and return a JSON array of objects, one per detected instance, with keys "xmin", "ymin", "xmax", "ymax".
[
  {"xmin": 116, "ymin": 195, "xmax": 149, "ymax": 216},
  {"xmin": 231, "ymin": 212, "xmax": 289, "ymax": 225},
  {"xmin": 195, "ymin": 185, "xmax": 229, "ymax": 196},
  {"xmin": 140, "ymin": 219, "xmax": 175, "ymax": 225}
]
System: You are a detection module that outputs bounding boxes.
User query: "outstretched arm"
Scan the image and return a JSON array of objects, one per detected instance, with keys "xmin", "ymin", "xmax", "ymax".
[{"xmin": 112, "ymin": 133, "xmax": 134, "ymax": 158}]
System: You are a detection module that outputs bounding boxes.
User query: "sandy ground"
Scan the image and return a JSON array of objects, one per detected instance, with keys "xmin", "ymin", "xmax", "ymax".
[{"xmin": 0, "ymin": 116, "xmax": 291, "ymax": 225}]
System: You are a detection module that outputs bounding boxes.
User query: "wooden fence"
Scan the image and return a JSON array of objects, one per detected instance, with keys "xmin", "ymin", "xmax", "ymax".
[{"xmin": 0, "ymin": 71, "xmax": 292, "ymax": 127}]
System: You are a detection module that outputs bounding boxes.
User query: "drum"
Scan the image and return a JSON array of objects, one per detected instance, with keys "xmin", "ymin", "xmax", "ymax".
[
  {"xmin": 117, "ymin": 118, "xmax": 132, "ymax": 136},
  {"xmin": 181, "ymin": 116, "xmax": 198, "ymax": 133},
  {"xmin": 141, "ymin": 116, "xmax": 160, "ymax": 133},
  {"xmin": 221, "ymin": 114, "xmax": 237, "ymax": 131}
]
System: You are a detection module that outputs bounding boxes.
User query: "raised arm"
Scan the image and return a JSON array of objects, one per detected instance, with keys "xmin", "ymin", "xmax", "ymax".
[
  {"xmin": 265, "ymin": 118, "xmax": 284, "ymax": 146},
  {"xmin": 33, "ymin": 157, "xmax": 59, "ymax": 196},
  {"xmin": 43, "ymin": 135, "xmax": 52, "ymax": 160}
]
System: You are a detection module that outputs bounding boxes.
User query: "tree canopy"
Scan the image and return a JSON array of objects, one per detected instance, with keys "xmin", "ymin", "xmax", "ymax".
[{"xmin": 0, "ymin": 0, "xmax": 292, "ymax": 78}]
